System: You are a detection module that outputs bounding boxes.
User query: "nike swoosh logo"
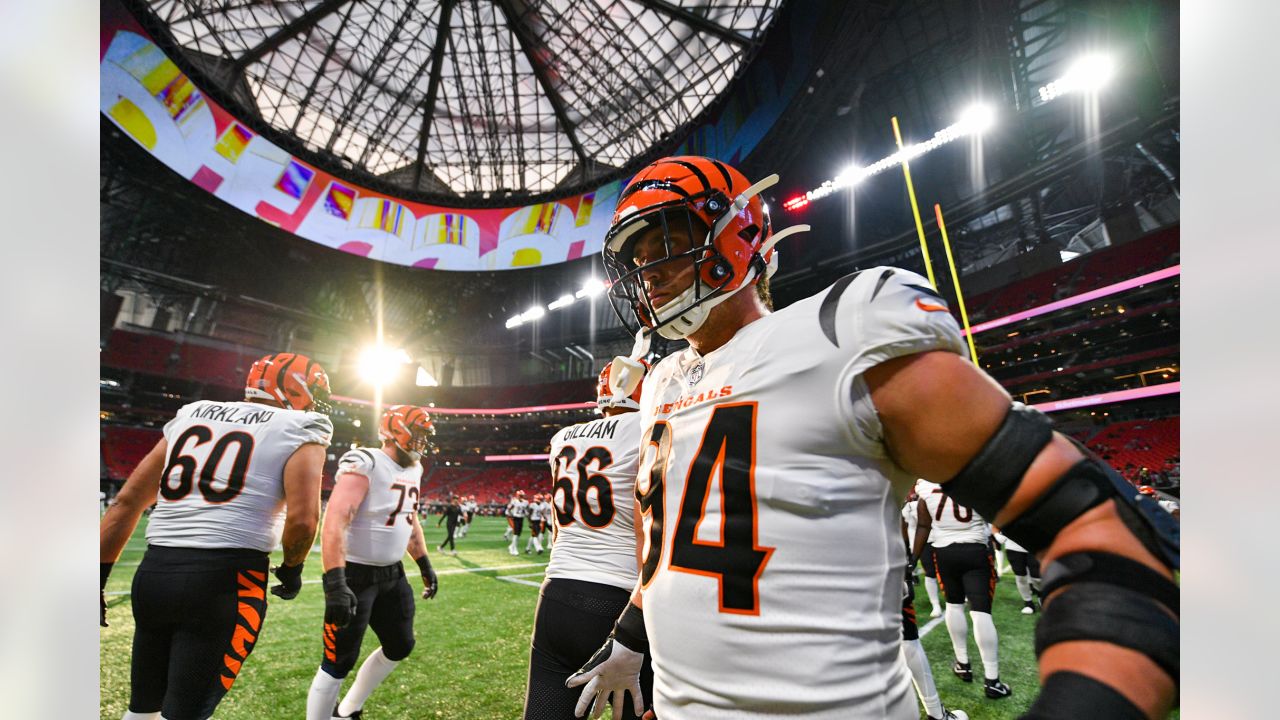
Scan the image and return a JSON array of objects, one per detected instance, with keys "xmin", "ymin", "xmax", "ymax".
[{"xmin": 915, "ymin": 298, "xmax": 949, "ymax": 312}]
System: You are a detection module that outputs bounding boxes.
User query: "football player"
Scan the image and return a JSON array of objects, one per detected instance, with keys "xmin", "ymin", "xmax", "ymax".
[
  {"xmin": 305, "ymin": 405, "xmax": 440, "ymax": 720},
  {"xmin": 507, "ymin": 489, "xmax": 531, "ymax": 556},
  {"xmin": 526, "ymin": 492, "xmax": 548, "ymax": 554},
  {"xmin": 438, "ymin": 495, "xmax": 462, "ymax": 554},
  {"xmin": 522, "ymin": 361, "xmax": 654, "ymax": 720},
  {"xmin": 901, "ymin": 490, "xmax": 943, "ymax": 618},
  {"xmin": 567, "ymin": 156, "xmax": 1179, "ymax": 719},
  {"xmin": 913, "ymin": 481, "xmax": 1010, "ymax": 698},
  {"xmin": 994, "ymin": 528, "xmax": 1041, "ymax": 614},
  {"xmin": 99, "ymin": 352, "xmax": 334, "ymax": 720}
]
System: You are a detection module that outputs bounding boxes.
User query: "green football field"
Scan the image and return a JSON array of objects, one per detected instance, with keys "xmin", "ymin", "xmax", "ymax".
[{"xmin": 101, "ymin": 515, "xmax": 1165, "ymax": 719}]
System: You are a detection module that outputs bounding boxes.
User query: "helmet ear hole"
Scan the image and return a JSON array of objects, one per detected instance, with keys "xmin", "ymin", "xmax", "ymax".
[{"xmin": 709, "ymin": 260, "xmax": 731, "ymax": 280}]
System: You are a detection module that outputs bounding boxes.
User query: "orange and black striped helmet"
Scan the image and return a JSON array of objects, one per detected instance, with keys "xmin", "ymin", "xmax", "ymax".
[
  {"xmin": 379, "ymin": 405, "xmax": 435, "ymax": 456},
  {"xmin": 602, "ymin": 156, "xmax": 775, "ymax": 339},
  {"xmin": 596, "ymin": 358, "xmax": 646, "ymax": 413},
  {"xmin": 245, "ymin": 353, "xmax": 332, "ymax": 414}
]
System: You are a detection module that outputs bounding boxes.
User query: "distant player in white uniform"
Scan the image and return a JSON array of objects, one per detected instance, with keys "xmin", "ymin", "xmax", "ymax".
[
  {"xmin": 901, "ymin": 491, "xmax": 943, "ymax": 618},
  {"xmin": 525, "ymin": 493, "xmax": 544, "ymax": 554},
  {"xmin": 507, "ymin": 490, "xmax": 531, "ymax": 555},
  {"xmin": 899, "ymin": 491, "xmax": 965, "ymax": 720},
  {"xmin": 306, "ymin": 405, "xmax": 440, "ymax": 720},
  {"xmin": 523, "ymin": 361, "xmax": 653, "ymax": 720},
  {"xmin": 100, "ymin": 352, "xmax": 333, "ymax": 720},
  {"xmin": 568, "ymin": 158, "xmax": 1180, "ymax": 719},
  {"xmin": 993, "ymin": 528, "xmax": 1041, "ymax": 614},
  {"xmin": 913, "ymin": 480, "xmax": 1010, "ymax": 699}
]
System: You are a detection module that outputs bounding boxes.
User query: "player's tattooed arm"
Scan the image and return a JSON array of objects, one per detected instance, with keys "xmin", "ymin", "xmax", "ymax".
[
  {"xmin": 321, "ymin": 470, "xmax": 369, "ymax": 571},
  {"xmin": 407, "ymin": 510, "xmax": 429, "ymax": 560},
  {"xmin": 280, "ymin": 443, "xmax": 327, "ymax": 568}
]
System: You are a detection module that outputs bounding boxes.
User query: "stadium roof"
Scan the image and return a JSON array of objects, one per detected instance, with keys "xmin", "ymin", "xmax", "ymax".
[{"xmin": 128, "ymin": 0, "xmax": 782, "ymax": 204}]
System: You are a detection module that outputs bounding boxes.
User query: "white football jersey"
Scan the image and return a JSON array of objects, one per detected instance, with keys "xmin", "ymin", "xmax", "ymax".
[
  {"xmin": 994, "ymin": 531, "xmax": 1028, "ymax": 554},
  {"xmin": 545, "ymin": 412, "xmax": 643, "ymax": 590},
  {"xmin": 901, "ymin": 499, "xmax": 918, "ymax": 547},
  {"xmin": 918, "ymin": 482, "xmax": 990, "ymax": 548},
  {"xmin": 147, "ymin": 400, "xmax": 332, "ymax": 552},
  {"xmin": 636, "ymin": 267, "xmax": 963, "ymax": 719},
  {"xmin": 507, "ymin": 498, "xmax": 530, "ymax": 518},
  {"xmin": 334, "ymin": 447, "xmax": 422, "ymax": 566}
]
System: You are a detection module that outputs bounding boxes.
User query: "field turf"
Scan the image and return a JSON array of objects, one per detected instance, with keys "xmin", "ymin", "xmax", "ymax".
[{"xmin": 101, "ymin": 516, "xmax": 1168, "ymax": 719}]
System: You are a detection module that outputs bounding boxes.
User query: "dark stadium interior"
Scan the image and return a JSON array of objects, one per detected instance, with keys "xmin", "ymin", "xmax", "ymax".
[{"xmin": 101, "ymin": 0, "xmax": 1180, "ymax": 506}]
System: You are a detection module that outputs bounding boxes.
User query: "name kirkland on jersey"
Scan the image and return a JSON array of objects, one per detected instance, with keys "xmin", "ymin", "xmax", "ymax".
[
  {"xmin": 187, "ymin": 404, "xmax": 278, "ymax": 425},
  {"xmin": 148, "ymin": 400, "xmax": 333, "ymax": 553}
]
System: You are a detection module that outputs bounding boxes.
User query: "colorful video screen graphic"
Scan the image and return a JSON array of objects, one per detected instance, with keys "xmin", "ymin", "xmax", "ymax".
[{"xmin": 99, "ymin": 1, "xmax": 621, "ymax": 271}]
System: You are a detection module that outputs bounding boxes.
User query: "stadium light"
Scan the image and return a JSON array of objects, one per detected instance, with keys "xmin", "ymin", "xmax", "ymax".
[
  {"xmin": 522, "ymin": 305, "xmax": 546, "ymax": 321},
  {"xmin": 505, "ymin": 316, "xmax": 523, "ymax": 329},
  {"xmin": 576, "ymin": 278, "xmax": 608, "ymax": 299},
  {"xmin": 1038, "ymin": 53, "xmax": 1115, "ymax": 103},
  {"xmin": 957, "ymin": 103, "xmax": 996, "ymax": 134},
  {"xmin": 548, "ymin": 293, "xmax": 576, "ymax": 310},
  {"xmin": 358, "ymin": 345, "xmax": 412, "ymax": 386}
]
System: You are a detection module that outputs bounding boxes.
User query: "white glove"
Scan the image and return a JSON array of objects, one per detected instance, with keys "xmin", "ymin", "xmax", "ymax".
[{"xmin": 565, "ymin": 637, "xmax": 646, "ymax": 719}]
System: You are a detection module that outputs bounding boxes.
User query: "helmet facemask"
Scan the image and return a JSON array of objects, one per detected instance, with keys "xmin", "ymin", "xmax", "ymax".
[{"xmin": 604, "ymin": 206, "xmax": 752, "ymax": 340}]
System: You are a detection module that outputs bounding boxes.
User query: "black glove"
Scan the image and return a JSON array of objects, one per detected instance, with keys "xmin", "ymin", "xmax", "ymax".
[
  {"xmin": 417, "ymin": 555, "xmax": 438, "ymax": 600},
  {"xmin": 270, "ymin": 562, "xmax": 304, "ymax": 600},
  {"xmin": 322, "ymin": 568, "xmax": 358, "ymax": 627},
  {"xmin": 100, "ymin": 562, "xmax": 113, "ymax": 627}
]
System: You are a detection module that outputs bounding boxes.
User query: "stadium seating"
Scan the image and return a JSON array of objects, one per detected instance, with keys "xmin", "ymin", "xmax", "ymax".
[
  {"xmin": 1085, "ymin": 417, "xmax": 1180, "ymax": 478},
  {"xmin": 101, "ymin": 425, "xmax": 163, "ymax": 481},
  {"xmin": 968, "ymin": 225, "xmax": 1179, "ymax": 323}
]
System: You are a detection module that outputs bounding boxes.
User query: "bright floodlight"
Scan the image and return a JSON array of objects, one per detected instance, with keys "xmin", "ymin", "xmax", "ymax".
[
  {"xmin": 576, "ymin": 278, "xmax": 608, "ymax": 299},
  {"xmin": 548, "ymin": 293, "xmax": 576, "ymax": 310},
  {"xmin": 958, "ymin": 103, "xmax": 996, "ymax": 134},
  {"xmin": 359, "ymin": 345, "xmax": 411, "ymax": 385},
  {"xmin": 1068, "ymin": 53, "xmax": 1115, "ymax": 91},
  {"xmin": 522, "ymin": 305, "xmax": 547, "ymax": 321},
  {"xmin": 505, "ymin": 316, "xmax": 523, "ymax": 329},
  {"xmin": 1039, "ymin": 53, "xmax": 1115, "ymax": 102}
]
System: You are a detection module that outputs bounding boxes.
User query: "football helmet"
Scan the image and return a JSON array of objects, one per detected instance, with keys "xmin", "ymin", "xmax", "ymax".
[
  {"xmin": 1137, "ymin": 485, "xmax": 1156, "ymax": 496},
  {"xmin": 596, "ymin": 358, "xmax": 646, "ymax": 413},
  {"xmin": 244, "ymin": 352, "xmax": 332, "ymax": 414},
  {"xmin": 602, "ymin": 156, "xmax": 807, "ymax": 340},
  {"xmin": 379, "ymin": 405, "xmax": 435, "ymax": 458}
]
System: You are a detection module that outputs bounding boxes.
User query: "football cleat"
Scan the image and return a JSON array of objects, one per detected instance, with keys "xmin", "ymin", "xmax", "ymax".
[
  {"xmin": 952, "ymin": 661, "xmax": 973, "ymax": 683},
  {"xmin": 984, "ymin": 678, "xmax": 1012, "ymax": 699},
  {"xmin": 1021, "ymin": 600, "xmax": 1037, "ymax": 615},
  {"xmin": 331, "ymin": 705, "xmax": 362, "ymax": 719},
  {"xmin": 930, "ymin": 606, "xmax": 942, "ymax": 618},
  {"xmin": 929, "ymin": 709, "xmax": 969, "ymax": 720}
]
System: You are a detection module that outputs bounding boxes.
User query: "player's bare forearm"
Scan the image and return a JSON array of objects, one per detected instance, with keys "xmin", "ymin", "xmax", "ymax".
[
  {"xmin": 867, "ymin": 351, "xmax": 1176, "ymax": 717},
  {"xmin": 910, "ymin": 515, "xmax": 931, "ymax": 562},
  {"xmin": 99, "ymin": 440, "xmax": 167, "ymax": 563},
  {"xmin": 280, "ymin": 442, "xmax": 325, "ymax": 567},
  {"xmin": 407, "ymin": 514, "xmax": 428, "ymax": 561},
  {"xmin": 321, "ymin": 473, "xmax": 367, "ymax": 571},
  {"xmin": 280, "ymin": 518, "xmax": 317, "ymax": 568}
]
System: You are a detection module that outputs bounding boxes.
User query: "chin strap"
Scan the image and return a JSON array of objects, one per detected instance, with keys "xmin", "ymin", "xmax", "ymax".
[{"xmin": 608, "ymin": 329, "xmax": 651, "ymax": 398}]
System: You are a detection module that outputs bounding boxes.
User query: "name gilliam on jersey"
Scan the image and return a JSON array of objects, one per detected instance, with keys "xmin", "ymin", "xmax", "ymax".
[
  {"xmin": 562, "ymin": 417, "xmax": 621, "ymax": 442},
  {"xmin": 189, "ymin": 403, "xmax": 277, "ymax": 425}
]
